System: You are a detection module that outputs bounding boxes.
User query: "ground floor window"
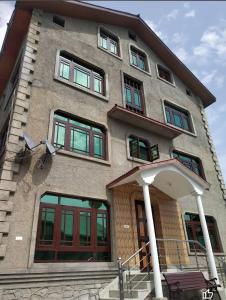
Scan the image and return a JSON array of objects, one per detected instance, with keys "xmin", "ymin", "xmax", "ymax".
[
  {"xmin": 184, "ymin": 212, "xmax": 221, "ymax": 253},
  {"xmin": 34, "ymin": 194, "xmax": 111, "ymax": 262}
]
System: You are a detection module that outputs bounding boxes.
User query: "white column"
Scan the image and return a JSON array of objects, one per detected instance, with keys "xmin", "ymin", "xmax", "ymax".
[
  {"xmin": 196, "ymin": 193, "xmax": 219, "ymax": 281},
  {"xmin": 142, "ymin": 184, "xmax": 163, "ymax": 299}
]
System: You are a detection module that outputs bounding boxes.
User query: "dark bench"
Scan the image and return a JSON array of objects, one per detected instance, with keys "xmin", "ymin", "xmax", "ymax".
[{"xmin": 163, "ymin": 271, "xmax": 221, "ymax": 300}]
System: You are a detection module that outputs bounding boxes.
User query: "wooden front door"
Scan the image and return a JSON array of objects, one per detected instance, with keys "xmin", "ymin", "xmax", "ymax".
[{"xmin": 135, "ymin": 200, "xmax": 152, "ymax": 271}]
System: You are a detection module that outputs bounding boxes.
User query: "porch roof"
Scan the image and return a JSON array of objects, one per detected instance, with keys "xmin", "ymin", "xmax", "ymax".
[{"xmin": 107, "ymin": 159, "xmax": 210, "ymax": 198}]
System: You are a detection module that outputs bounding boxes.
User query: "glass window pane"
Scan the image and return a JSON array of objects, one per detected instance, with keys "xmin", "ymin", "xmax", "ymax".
[
  {"xmin": 70, "ymin": 128, "xmax": 89, "ymax": 155},
  {"xmin": 60, "ymin": 62, "xmax": 70, "ymax": 80},
  {"xmin": 41, "ymin": 194, "xmax": 58, "ymax": 204},
  {"xmin": 134, "ymin": 89, "xmax": 141, "ymax": 108},
  {"xmin": 173, "ymin": 113, "xmax": 183, "ymax": 128},
  {"xmin": 80, "ymin": 211, "xmax": 91, "ymax": 246},
  {"xmin": 61, "ymin": 210, "xmax": 73, "ymax": 245},
  {"xmin": 139, "ymin": 57, "xmax": 145, "ymax": 70},
  {"xmin": 69, "ymin": 119, "xmax": 90, "ymax": 130},
  {"xmin": 110, "ymin": 41, "xmax": 117, "ymax": 54},
  {"xmin": 183, "ymin": 116, "xmax": 189, "ymax": 130},
  {"xmin": 94, "ymin": 77, "xmax": 102, "ymax": 94},
  {"xmin": 54, "ymin": 122, "xmax": 66, "ymax": 147},
  {"xmin": 94, "ymin": 135, "xmax": 103, "ymax": 158},
  {"xmin": 54, "ymin": 114, "xmax": 68, "ymax": 122},
  {"xmin": 125, "ymin": 87, "xmax": 132, "ymax": 103},
  {"xmin": 40, "ymin": 208, "xmax": 55, "ymax": 244},
  {"xmin": 100, "ymin": 35, "xmax": 107, "ymax": 49},
  {"xmin": 74, "ymin": 68, "xmax": 90, "ymax": 88},
  {"xmin": 132, "ymin": 53, "xmax": 137, "ymax": 66},
  {"xmin": 97, "ymin": 213, "xmax": 107, "ymax": 246},
  {"xmin": 166, "ymin": 110, "xmax": 171, "ymax": 123}
]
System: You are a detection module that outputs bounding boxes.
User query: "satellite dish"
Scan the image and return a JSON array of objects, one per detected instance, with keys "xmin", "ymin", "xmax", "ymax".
[
  {"xmin": 22, "ymin": 133, "xmax": 37, "ymax": 150},
  {"xmin": 43, "ymin": 140, "xmax": 56, "ymax": 155}
]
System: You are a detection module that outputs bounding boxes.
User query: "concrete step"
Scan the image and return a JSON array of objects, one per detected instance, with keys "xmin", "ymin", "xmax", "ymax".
[
  {"xmin": 124, "ymin": 280, "xmax": 149, "ymax": 289},
  {"xmin": 0, "ymin": 270, "xmax": 118, "ymax": 286},
  {"xmin": 109, "ymin": 289, "xmax": 139, "ymax": 298},
  {"xmin": 126, "ymin": 273, "xmax": 152, "ymax": 282}
]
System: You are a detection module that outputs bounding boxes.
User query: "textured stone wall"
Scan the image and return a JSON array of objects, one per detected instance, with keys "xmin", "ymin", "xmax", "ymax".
[
  {"xmin": 1, "ymin": 280, "xmax": 109, "ymax": 300},
  {"xmin": 0, "ymin": 10, "xmax": 42, "ymax": 259}
]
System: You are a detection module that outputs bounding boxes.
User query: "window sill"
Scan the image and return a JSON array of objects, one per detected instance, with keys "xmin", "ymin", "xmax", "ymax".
[
  {"xmin": 166, "ymin": 122, "xmax": 197, "ymax": 137},
  {"xmin": 57, "ymin": 149, "xmax": 111, "ymax": 166},
  {"xmin": 130, "ymin": 63, "xmax": 151, "ymax": 77},
  {"xmin": 128, "ymin": 156, "xmax": 150, "ymax": 164},
  {"xmin": 157, "ymin": 75, "xmax": 176, "ymax": 88},
  {"xmin": 54, "ymin": 76, "xmax": 109, "ymax": 102},
  {"xmin": 97, "ymin": 45, "xmax": 122, "ymax": 61}
]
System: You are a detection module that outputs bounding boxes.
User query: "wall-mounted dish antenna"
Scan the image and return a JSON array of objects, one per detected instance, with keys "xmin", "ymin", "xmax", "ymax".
[
  {"xmin": 22, "ymin": 133, "xmax": 38, "ymax": 150},
  {"xmin": 44, "ymin": 140, "xmax": 56, "ymax": 155}
]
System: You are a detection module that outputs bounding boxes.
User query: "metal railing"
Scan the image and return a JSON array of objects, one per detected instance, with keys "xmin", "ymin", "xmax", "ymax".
[{"xmin": 117, "ymin": 238, "xmax": 226, "ymax": 299}]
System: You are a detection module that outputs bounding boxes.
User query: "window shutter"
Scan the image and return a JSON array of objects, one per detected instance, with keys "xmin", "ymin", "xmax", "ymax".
[{"xmin": 149, "ymin": 144, "xmax": 159, "ymax": 162}]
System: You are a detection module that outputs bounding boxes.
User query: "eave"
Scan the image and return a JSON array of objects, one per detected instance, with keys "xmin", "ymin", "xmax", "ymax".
[{"xmin": 108, "ymin": 105, "xmax": 182, "ymax": 139}]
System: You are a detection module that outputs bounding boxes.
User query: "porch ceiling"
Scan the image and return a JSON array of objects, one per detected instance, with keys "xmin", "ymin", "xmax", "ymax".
[{"xmin": 107, "ymin": 159, "xmax": 210, "ymax": 199}]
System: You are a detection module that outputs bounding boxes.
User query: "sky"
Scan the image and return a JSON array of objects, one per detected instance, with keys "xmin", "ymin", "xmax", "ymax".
[{"xmin": 0, "ymin": 1, "xmax": 225, "ymax": 181}]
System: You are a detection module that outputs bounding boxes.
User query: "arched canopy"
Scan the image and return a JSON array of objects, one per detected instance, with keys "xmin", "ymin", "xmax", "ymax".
[{"xmin": 107, "ymin": 159, "xmax": 210, "ymax": 198}]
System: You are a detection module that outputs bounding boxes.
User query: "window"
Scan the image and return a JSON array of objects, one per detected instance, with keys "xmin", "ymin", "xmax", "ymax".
[
  {"xmin": 53, "ymin": 112, "xmax": 106, "ymax": 160},
  {"xmin": 53, "ymin": 16, "xmax": 65, "ymax": 27},
  {"xmin": 164, "ymin": 102, "xmax": 192, "ymax": 132},
  {"xmin": 58, "ymin": 51, "xmax": 104, "ymax": 95},
  {"xmin": 129, "ymin": 135, "xmax": 150, "ymax": 161},
  {"xmin": 99, "ymin": 29, "xmax": 119, "ymax": 56},
  {"xmin": 172, "ymin": 150, "xmax": 204, "ymax": 178},
  {"xmin": 130, "ymin": 47, "xmax": 147, "ymax": 71},
  {"xmin": 186, "ymin": 89, "xmax": 192, "ymax": 96},
  {"xmin": 124, "ymin": 76, "xmax": 144, "ymax": 114},
  {"xmin": 157, "ymin": 65, "xmax": 174, "ymax": 84},
  {"xmin": 35, "ymin": 194, "xmax": 110, "ymax": 262},
  {"xmin": 184, "ymin": 213, "xmax": 221, "ymax": 253}
]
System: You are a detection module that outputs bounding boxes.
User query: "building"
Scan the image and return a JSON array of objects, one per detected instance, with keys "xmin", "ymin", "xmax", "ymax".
[{"xmin": 0, "ymin": 1, "xmax": 226, "ymax": 299}]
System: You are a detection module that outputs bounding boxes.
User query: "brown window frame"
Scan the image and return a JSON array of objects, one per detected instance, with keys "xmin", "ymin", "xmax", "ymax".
[
  {"xmin": 172, "ymin": 150, "xmax": 205, "ymax": 179},
  {"xmin": 35, "ymin": 195, "xmax": 111, "ymax": 262},
  {"xmin": 165, "ymin": 102, "xmax": 192, "ymax": 132},
  {"xmin": 130, "ymin": 47, "xmax": 147, "ymax": 71},
  {"xmin": 58, "ymin": 52, "xmax": 105, "ymax": 95},
  {"xmin": 129, "ymin": 135, "xmax": 150, "ymax": 162},
  {"xmin": 157, "ymin": 65, "xmax": 173, "ymax": 84},
  {"xmin": 124, "ymin": 76, "xmax": 145, "ymax": 115},
  {"xmin": 53, "ymin": 112, "xmax": 106, "ymax": 160},
  {"xmin": 185, "ymin": 213, "xmax": 222, "ymax": 253},
  {"xmin": 99, "ymin": 29, "xmax": 119, "ymax": 56}
]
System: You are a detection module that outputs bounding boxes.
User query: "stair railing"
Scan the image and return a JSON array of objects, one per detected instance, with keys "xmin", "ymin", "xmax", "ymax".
[{"xmin": 117, "ymin": 238, "xmax": 226, "ymax": 299}]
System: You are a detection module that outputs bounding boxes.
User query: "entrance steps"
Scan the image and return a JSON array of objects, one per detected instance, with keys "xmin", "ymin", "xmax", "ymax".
[{"xmin": 99, "ymin": 272, "xmax": 153, "ymax": 300}]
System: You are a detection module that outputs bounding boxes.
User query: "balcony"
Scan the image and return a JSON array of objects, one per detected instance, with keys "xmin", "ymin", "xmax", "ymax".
[{"xmin": 107, "ymin": 105, "xmax": 182, "ymax": 139}]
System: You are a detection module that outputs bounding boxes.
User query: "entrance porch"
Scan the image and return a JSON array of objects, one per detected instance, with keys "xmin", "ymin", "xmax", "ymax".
[{"xmin": 107, "ymin": 158, "xmax": 219, "ymax": 299}]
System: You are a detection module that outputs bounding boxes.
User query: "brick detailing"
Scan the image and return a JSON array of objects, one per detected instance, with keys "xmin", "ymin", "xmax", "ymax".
[
  {"xmin": 0, "ymin": 10, "xmax": 42, "ymax": 258},
  {"xmin": 200, "ymin": 106, "xmax": 226, "ymax": 201}
]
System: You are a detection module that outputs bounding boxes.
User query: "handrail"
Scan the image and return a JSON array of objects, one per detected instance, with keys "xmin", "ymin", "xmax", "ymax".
[{"xmin": 122, "ymin": 241, "xmax": 150, "ymax": 266}]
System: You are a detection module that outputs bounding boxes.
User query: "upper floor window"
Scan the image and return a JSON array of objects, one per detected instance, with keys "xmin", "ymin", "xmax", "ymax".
[
  {"xmin": 172, "ymin": 150, "xmax": 204, "ymax": 178},
  {"xmin": 53, "ymin": 15, "xmax": 65, "ymax": 27},
  {"xmin": 124, "ymin": 76, "xmax": 144, "ymax": 114},
  {"xmin": 58, "ymin": 51, "xmax": 104, "ymax": 95},
  {"xmin": 128, "ymin": 31, "xmax": 136, "ymax": 41},
  {"xmin": 129, "ymin": 135, "xmax": 150, "ymax": 161},
  {"xmin": 164, "ymin": 102, "xmax": 192, "ymax": 132},
  {"xmin": 99, "ymin": 29, "xmax": 119, "ymax": 56},
  {"xmin": 53, "ymin": 112, "xmax": 106, "ymax": 160},
  {"xmin": 130, "ymin": 47, "xmax": 148, "ymax": 71},
  {"xmin": 185, "ymin": 213, "xmax": 221, "ymax": 253},
  {"xmin": 157, "ymin": 64, "xmax": 174, "ymax": 84}
]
